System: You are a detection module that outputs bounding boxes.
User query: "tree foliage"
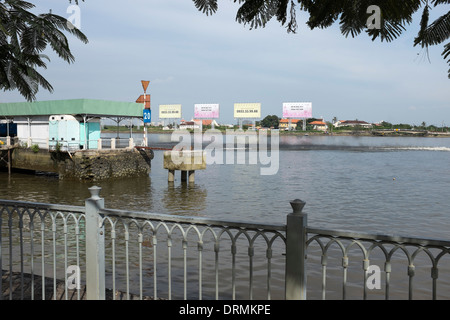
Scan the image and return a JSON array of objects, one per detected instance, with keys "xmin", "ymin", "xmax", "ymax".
[
  {"xmin": 261, "ymin": 114, "xmax": 280, "ymax": 128},
  {"xmin": 192, "ymin": 0, "xmax": 450, "ymax": 78},
  {"xmin": 0, "ymin": 0, "xmax": 88, "ymax": 101}
]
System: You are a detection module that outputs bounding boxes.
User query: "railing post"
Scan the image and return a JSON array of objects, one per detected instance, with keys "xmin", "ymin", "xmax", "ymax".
[
  {"xmin": 85, "ymin": 186, "xmax": 106, "ymax": 300},
  {"xmin": 285, "ymin": 199, "xmax": 307, "ymax": 300}
]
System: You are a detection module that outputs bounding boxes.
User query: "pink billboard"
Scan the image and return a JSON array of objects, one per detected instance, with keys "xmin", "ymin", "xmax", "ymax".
[
  {"xmin": 283, "ymin": 102, "xmax": 312, "ymax": 118},
  {"xmin": 194, "ymin": 104, "xmax": 220, "ymax": 119}
]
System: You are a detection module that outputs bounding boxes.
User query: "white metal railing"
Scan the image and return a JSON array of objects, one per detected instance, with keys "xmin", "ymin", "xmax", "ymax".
[
  {"xmin": 0, "ymin": 201, "xmax": 85, "ymax": 300},
  {"xmin": 8, "ymin": 137, "xmax": 138, "ymax": 152},
  {"xmin": 305, "ymin": 228, "xmax": 450, "ymax": 300},
  {"xmin": 1, "ymin": 187, "xmax": 450, "ymax": 300},
  {"xmin": 0, "ymin": 136, "xmax": 19, "ymax": 147},
  {"xmin": 97, "ymin": 207, "xmax": 286, "ymax": 300},
  {"xmin": 98, "ymin": 138, "xmax": 135, "ymax": 150}
]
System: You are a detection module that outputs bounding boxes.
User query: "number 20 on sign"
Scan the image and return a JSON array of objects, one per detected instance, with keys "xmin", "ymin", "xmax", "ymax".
[{"xmin": 143, "ymin": 109, "xmax": 151, "ymax": 123}]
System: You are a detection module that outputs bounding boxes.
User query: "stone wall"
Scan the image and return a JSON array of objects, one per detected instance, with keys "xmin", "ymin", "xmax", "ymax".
[{"xmin": 7, "ymin": 147, "xmax": 153, "ymax": 181}]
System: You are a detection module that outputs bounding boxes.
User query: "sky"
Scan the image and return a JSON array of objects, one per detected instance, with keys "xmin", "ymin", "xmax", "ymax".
[{"xmin": 1, "ymin": 0, "xmax": 449, "ymax": 126}]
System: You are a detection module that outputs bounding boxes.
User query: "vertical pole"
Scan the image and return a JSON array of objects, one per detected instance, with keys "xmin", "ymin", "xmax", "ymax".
[
  {"xmin": 83, "ymin": 116, "xmax": 87, "ymax": 150},
  {"xmin": 7, "ymin": 149, "xmax": 11, "ymax": 175},
  {"xmin": 188, "ymin": 170, "xmax": 195, "ymax": 183},
  {"xmin": 143, "ymin": 125, "xmax": 148, "ymax": 147},
  {"xmin": 285, "ymin": 199, "xmax": 307, "ymax": 300},
  {"xmin": 27, "ymin": 117, "xmax": 31, "ymax": 148},
  {"xmin": 143, "ymin": 91, "xmax": 148, "ymax": 147},
  {"xmin": 85, "ymin": 186, "xmax": 106, "ymax": 300},
  {"xmin": 168, "ymin": 170, "xmax": 175, "ymax": 182}
]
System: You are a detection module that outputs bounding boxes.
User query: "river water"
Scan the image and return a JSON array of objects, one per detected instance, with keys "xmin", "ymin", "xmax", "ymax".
[{"xmin": 1, "ymin": 133, "xmax": 450, "ymax": 299}]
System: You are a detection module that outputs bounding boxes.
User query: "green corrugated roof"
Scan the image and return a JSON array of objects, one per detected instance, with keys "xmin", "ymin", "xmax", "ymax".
[{"xmin": 0, "ymin": 99, "xmax": 144, "ymax": 117}]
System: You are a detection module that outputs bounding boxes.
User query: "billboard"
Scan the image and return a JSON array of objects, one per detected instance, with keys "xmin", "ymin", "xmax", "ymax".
[
  {"xmin": 234, "ymin": 103, "xmax": 261, "ymax": 119},
  {"xmin": 159, "ymin": 104, "xmax": 182, "ymax": 119},
  {"xmin": 282, "ymin": 102, "xmax": 312, "ymax": 118},
  {"xmin": 194, "ymin": 104, "xmax": 220, "ymax": 119}
]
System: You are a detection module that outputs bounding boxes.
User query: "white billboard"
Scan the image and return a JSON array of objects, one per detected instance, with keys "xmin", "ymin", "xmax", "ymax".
[
  {"xmin": 234, "ymin": 103, "xmax": 261, "ymax": 119},
  {"xmin": 194, "ymin": 104, "xmax": 220, "ymax": 119},
  {"xmin": 282, "ymin": 102, "xmax": 312, "ymax": 118},
  {"xmin": 159, "ymin": 104, "xmax": 182, "ymax": 119}
]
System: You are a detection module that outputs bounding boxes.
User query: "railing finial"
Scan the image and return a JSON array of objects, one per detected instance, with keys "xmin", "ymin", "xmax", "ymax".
[
  {"xmin": 290, "ymin": 199, "xmax": 306, "ymax": 215},
  {"xmin": 88, "ymin": 186, "xmax": 102, "ymax": 200}
]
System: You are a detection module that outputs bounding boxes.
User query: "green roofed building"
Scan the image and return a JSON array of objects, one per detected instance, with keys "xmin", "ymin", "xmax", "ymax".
[
  {"xmin": 0, "ymin": 99, "xmax": 145, "ymax": 151},
  {"xmin": 0, "ymin": 99, "xmax": 144, "ymax": 117}
]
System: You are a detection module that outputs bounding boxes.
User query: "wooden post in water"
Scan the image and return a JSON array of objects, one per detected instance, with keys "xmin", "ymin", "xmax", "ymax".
[{"xmin": 7, "ymin": 149, "xmax": 11, "ymax": 175}]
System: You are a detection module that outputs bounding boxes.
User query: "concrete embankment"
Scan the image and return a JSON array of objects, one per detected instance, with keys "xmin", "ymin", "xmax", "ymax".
[{"xmin": 3, "ymin": 147, "xmax": 153, "ymax": 181}]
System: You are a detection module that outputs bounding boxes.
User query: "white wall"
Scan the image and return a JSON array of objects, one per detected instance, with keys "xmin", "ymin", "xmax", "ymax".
[{"xmin": 14, "ymin": 116, "xmax": 49, "ymax": 148}]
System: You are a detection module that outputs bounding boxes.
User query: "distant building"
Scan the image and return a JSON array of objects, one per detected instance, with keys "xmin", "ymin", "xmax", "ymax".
[
  {"xmin": 0, "ymin": 99, "xmax": 144, "ymax": 151},
  {"xmin": 192, "ymin": 119, "xmax": 220, "ymax": 127},
  {"xmin": 334, "ymin": 120, "xmax": 372, "ymax": 129},
  {"xmin": 279, "ymin": 119, "xmax": 301, "ymax": 130},
  {"xmin": 310, "ymin": 120, "xmax": 328, "ymax": 131},
  {"xmin": 179, "ymin": 120, "xmax": 200, "ymax": 130}
]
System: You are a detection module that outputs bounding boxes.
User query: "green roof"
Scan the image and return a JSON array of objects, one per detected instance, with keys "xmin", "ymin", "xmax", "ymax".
[{"xmin": 0, "ymin": 99, "xmax": 144, "ymax": 118}]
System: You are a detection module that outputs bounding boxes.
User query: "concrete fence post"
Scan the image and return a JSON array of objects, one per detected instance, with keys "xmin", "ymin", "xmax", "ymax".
[
  {"xmin": 111, "ymin": 138, "xmax": 116, "ymax": 150},
  {"xmin": 85, "ymin": 186, "xmax": 106, "ymax": 300},
  {"xmin": 285, "ymin": 199, "xmax": 307, "ymax": 300}
]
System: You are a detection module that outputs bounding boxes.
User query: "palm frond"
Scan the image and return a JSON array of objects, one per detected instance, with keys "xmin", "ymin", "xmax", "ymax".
[
  {"xmin": 415, "ymin": 10, "xmax": 450, "ymax": 47},
  {"xmin": 193, "ymin": 0, "xmax": 218, "ymax": 16},
  {"xmin": 0, "ymin": 0, "xmax": 88, "ymax": 100},
  {"xmin": 431, "ymin": 0, "xmax": 450, "ymax": 6},
  {"xmin": 442, "ymin": 42, "xmax": 450, "ymax": 78}
]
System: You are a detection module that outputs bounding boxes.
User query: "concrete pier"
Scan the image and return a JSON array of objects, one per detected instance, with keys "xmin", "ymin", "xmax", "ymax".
[{"xmin": 163, "ymin": 150, "xmax": 206, "ymax": 183}]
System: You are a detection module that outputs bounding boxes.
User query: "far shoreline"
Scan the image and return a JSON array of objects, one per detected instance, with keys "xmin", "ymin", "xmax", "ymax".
[{"xmin": 102, "ymin": 128, "xmax": 450, "ymax": 138}]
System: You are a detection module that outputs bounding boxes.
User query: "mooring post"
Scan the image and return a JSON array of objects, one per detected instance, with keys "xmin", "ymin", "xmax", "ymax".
[
  {"xmin": 285, "ymin": 199, "xmax": 307, "ymax": 300},
  {"xmin": 85, "ymin": 186, "xmax": 106, "ymax": 300}
]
